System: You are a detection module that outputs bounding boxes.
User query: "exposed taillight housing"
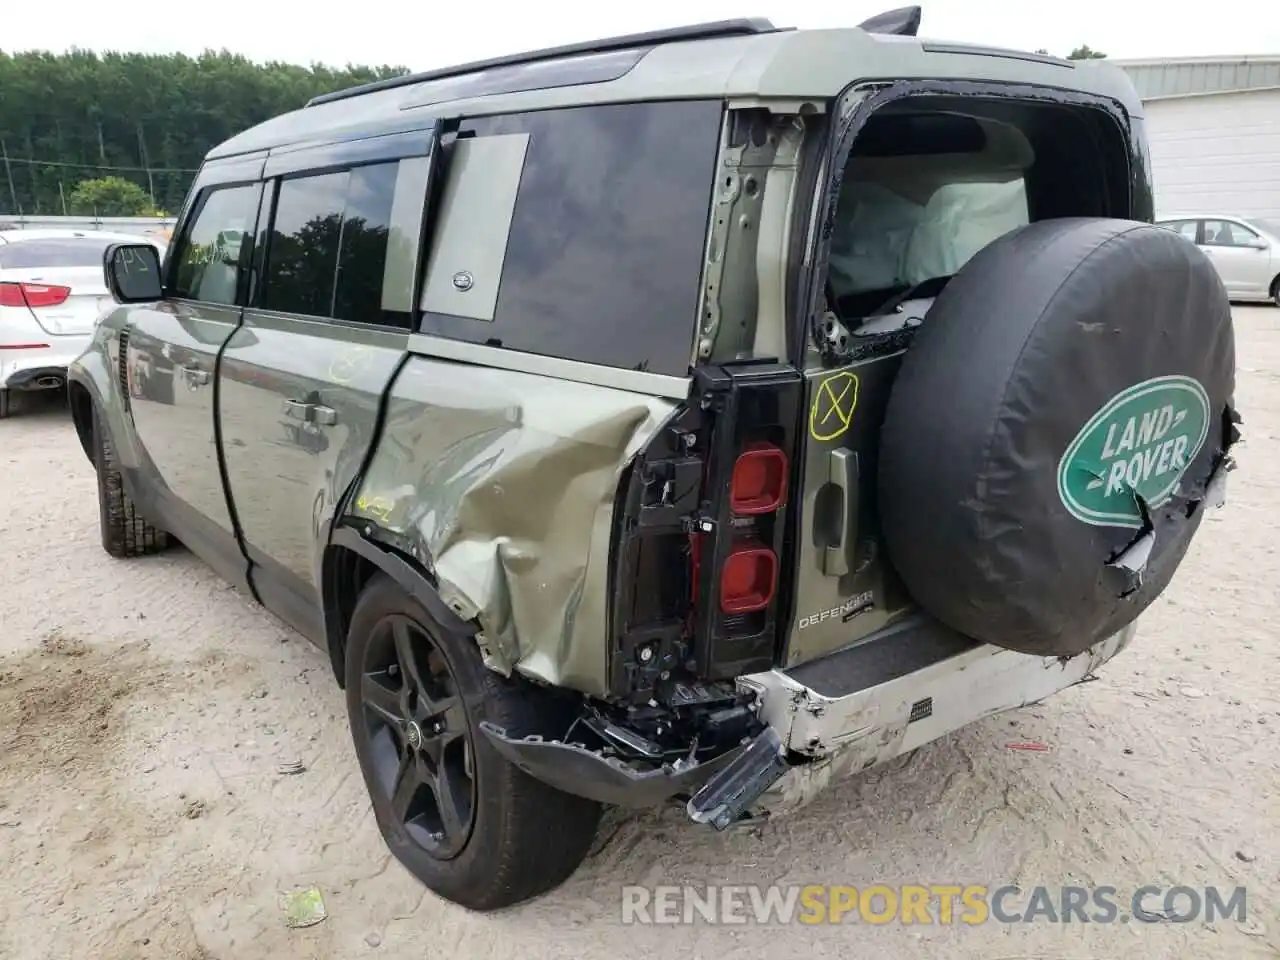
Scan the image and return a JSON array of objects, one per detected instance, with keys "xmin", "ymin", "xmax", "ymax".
[
  {"xmin": 0, "ymin": 281, "xmax": 71, "ymax": 309},
  {"xmin": 730, "ymin": 442, "xmax": 788, "ymax": 515},
  {"xmin": 687, "ymin": 364, "xmax": 803, "ymax": 680},
  {"xmin": 720, "ymin": 541, "xmax": 778, "ymax": 614}
]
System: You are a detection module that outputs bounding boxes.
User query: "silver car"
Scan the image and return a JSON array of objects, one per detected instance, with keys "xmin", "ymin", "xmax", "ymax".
[
  {"xmin": 0, "ymin": 229, "xmax": 165, "ymax": 418},
  {"xmin": 1157, "ymin": 215, "xmax": 1280, "ymax": 306}
]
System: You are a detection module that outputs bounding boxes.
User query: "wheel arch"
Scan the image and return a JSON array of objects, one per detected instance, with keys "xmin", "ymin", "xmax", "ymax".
[
  {"xmin": 68, "ymin": 380, "xmax": 96, "ymax": 465},
  {"xmin": 322, "ymin": 525, "xmax": 478, "ymax": 688}
]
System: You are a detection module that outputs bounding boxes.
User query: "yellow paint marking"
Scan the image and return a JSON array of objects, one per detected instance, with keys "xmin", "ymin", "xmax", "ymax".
[{"xmin": 808, "ymin": 371, "xmax": 860, "ymax": 442}]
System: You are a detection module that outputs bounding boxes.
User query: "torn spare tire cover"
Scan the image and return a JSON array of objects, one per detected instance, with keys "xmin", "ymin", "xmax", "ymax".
[{"xmin": 878, "ymin": 218, "xmax": 1237, "ymax": 658}]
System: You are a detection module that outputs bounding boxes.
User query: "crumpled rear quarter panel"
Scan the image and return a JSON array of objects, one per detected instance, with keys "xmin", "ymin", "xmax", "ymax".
[{"xmin": 350, "ymin": 355, "xmax": 679, "ymax": 696}]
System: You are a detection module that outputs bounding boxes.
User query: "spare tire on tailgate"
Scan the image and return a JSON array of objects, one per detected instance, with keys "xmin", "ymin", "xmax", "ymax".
[{"xmin": 878, "ymin": 218, "xmax": 1238, "ymax": 658}]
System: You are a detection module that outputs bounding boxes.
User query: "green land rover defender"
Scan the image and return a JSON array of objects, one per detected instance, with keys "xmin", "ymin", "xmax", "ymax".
[{"xmin": 69, "ymin": 10, "xmax": 1238, "ymax": 911}]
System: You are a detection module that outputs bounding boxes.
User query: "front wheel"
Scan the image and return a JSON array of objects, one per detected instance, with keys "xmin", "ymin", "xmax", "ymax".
[
  {"xmin": 344, "ymin": 573, "xmax": 602, "ymax": 911},
  {"xmin": 1270, "ymin": 275, "xmax": 1280, "ymax": 307},
  {"xmin": 93, "ymin": 406, "xmax": 169, "ymax": 557}
]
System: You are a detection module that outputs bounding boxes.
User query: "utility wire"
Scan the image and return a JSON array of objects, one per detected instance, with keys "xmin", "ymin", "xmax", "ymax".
[{"xmin": 1, "ymin": 156, "xmax": 199, "ymax": 173}]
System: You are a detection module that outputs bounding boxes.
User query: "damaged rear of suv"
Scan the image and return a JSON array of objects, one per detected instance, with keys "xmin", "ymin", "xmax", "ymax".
[{"xmin": 75, "ymin": 9, "xmax": 1238, "ymax": 912}]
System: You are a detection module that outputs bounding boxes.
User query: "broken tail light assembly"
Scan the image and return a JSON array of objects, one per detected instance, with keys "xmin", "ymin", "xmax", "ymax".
[
  {"xmin": 606, "ymin": 362, "xmax": 802, "ymax": 703},
  {"xmin": 688, "ymin": 363, "xmax": 802, "ymax": 681}
]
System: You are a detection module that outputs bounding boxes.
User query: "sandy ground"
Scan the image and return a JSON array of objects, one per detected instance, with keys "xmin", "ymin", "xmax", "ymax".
[{"xmin": 1, "ymin": 306, "xmax": 1277, "ymax": 960}]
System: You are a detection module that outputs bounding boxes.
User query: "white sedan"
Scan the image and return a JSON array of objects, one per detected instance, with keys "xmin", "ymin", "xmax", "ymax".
[
  {"xmin": 1156, "ymin": 214, "xmax": 1280, "ymax": 306},
  {"xmin": 0, "ymin": 229, "xmax": 165, "ymax": 418}
]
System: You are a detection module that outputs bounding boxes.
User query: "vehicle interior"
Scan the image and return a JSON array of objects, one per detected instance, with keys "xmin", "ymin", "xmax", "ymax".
[{"xmin": 824, "ymin": 96, "xmax": 1129, "ymax": 333}]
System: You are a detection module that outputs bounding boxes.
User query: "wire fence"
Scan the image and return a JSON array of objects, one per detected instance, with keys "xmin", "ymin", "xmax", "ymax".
[{"xmin": 0, "ymin": 138, "xmax": 199, "ymax": 217}]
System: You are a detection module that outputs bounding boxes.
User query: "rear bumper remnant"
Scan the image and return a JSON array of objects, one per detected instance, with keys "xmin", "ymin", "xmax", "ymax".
[
  {"xmin": 479, "ymin": 721, "xmax": 749, "ymax": 808},
  {"xmin": 729, "ymin": 617, "xmax": 1136, "ymax": 820}
]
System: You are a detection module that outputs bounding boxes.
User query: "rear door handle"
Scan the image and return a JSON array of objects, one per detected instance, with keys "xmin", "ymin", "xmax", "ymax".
[
  {"xmin": 180, "ymin": 365, "xmax": 210, "ymax": 386},
  {"xmin": 283, "ymin": 398, "xmax": 338, "ymax": 426},
  {"xmin": 822, "ymin": 448, "xmax": 859, "ymax": 577}
]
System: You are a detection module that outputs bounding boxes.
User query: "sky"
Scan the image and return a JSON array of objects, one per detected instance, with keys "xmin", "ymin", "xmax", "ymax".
[{"xmin": 3, "ymin": 0, "xmax": 1279, "ymax": 68}]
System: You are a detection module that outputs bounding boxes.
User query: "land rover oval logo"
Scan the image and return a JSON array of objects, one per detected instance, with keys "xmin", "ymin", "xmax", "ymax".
[{"xmin": 1057, "ymin": 374, "xmax": 1211, "ymax": 529}]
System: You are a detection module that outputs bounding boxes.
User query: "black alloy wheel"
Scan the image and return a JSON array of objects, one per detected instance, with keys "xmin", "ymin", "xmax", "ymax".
[
  {"xmin": 344, "ymin": 573, "xmax": 603, "ymax": 910},
  {"xmin": 358, "ymin": 613, "xmax": 476, "ymax": 859}
]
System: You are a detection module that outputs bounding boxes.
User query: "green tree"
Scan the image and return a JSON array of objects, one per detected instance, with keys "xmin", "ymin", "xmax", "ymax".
[
  {"xmin": 67, "ymin": 175, "xmax": 157, "ymax": 215},
  {"xmin": 1034, "ymin": 46, "xmax": 1108, "ymax": 59},
  {"xmin": 0, "ymin": 49, "xmax": 406, "ymax": 214}
]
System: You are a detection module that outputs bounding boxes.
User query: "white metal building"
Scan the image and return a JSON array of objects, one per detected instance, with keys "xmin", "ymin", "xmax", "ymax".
[{"xmin": 1114, "ymin": 55, "xmax": 1280, "ymax": 219}]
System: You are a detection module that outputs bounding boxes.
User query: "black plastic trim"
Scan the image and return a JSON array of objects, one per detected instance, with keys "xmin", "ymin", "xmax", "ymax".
[
  {"xmin": 329, "ymin": 525, "xmax": 477, "ymax": 638},
  {"xmin": 480, "ymin": 721, "xmax": 750, "ymax": 808}
]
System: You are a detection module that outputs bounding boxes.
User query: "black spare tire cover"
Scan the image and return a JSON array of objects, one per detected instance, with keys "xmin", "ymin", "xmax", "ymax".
[{"xmin": 878, "ymin": 218, "xmax": 1237, "ymax": 657}]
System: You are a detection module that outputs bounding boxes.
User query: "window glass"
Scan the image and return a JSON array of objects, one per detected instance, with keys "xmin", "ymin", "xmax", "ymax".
[
  {"xmin": 171, "ymin": 185, "xmax": 259, "ymax": 304},
  {"xmin": 0, "ymin": 237, "xmax": 117, "ymax": 268},
  {"xmin": 419, "ymin": 100, "xmax": 723, "ymax": 377},
  {"xmin": 262, "ymin": 171, "xmax": 348, "ymax": 318},
  {"xmin": 261, "ymin": 163, "xmax": 413, "ymax": 326},
  {"xmin": 1202, "ymin": 220, "xmax": 1259, "ymax": 247},
  {"xmin": 334, "ymin": 163, "xmax": 398, "ymax": 325},
  {"xmin": 1159, "ymin": 220, "xmax": 1199, "ymax": 242}
]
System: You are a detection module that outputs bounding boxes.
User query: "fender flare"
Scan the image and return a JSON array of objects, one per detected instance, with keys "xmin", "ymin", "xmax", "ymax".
[{"xmin": 323, "ymin": 524, "xmax": 477, "ymax": 686}]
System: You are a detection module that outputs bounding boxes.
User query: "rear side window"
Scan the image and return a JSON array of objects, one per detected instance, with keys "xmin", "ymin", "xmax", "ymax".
[
  {"xmin": 1202, "ymin": 220, "xmax": 1259, "ymax": 247},
  {"xmin": 260, "ymin": 161, "xmax": 421, "ymax": 327},
  {"xmin": 0, "ymin": 237, "xmax": 115, "ymax": 268},
  {"xmin": 171, "ymin": 184, "xmax": 260, "ymax": 305},
  {"xmin": 418, "ymin": 100, "xmax": 724, "ymax": 377}
]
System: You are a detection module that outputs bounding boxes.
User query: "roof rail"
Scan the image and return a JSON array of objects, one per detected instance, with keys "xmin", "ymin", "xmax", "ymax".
[{"xmin": 305, "ymin": 18, "xmax": 783, "ymax": 108}]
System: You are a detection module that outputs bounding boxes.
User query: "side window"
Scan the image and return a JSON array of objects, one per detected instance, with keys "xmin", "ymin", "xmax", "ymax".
[
  {"xmin": 263, "ymin": 172, "xmax": 347, "ymax": 318},
  {"xmin": 260, "ymin": 159, "xmax": 426, "ymax": 327},
  {"xmin": 171, "ymin": 185, "xmax": 259, "ymax": 305},
  {"xmin": 1202, "ymin": 220, "xmax": 1258, "ymax": 247},
  {"xmin": 419, "ymin": 100, "xmax": 724, "ymax": 377},
  {"xmin": 1160, "ymin": 220, "xmax": 1199, "ymax": 243}
]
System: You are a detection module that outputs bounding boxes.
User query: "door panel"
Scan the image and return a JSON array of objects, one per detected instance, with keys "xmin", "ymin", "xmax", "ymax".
[
  {"xmin": 783, "ymin": 353, "xmax": 913, "ymax": 666},
  {"xmin": 126, "ymin": 303, "xmax": 239, "ymax": 535},
  {"xmin": 218, "ymin": 315, "xmax": 405, "ymax": 630},
  {"xmin": 216, "ymin": 133, "xmax": 436, "ymax": 641},
  {"xmin": 1201, "ymin": 220, "xmax": 1271, "ymax": 296},
  {"xmin": 124, "ymin": 175, "xmax": 262, "ymax": 556}
]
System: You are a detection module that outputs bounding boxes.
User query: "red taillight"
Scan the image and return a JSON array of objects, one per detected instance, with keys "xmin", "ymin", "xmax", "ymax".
[
  {"xmin": 0, "ymin": 281, "xmax": 71, "ymax": 308},
  {"xmin": 720, "ymin": 543, "xmax": 778, "ymax": 614},
  {"xmin": 730, "ymin": 442, "xmax": 788, "ymax": 515}
]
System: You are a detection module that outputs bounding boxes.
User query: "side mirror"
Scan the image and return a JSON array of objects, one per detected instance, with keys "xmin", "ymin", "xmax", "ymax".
[
  {"xmin": 104, "ymin": 243, "xmax": 163, "ymax": 303},
  {"xmin": 1245, "ymin": 236, "xmax": 1269, "ymax": 250}
]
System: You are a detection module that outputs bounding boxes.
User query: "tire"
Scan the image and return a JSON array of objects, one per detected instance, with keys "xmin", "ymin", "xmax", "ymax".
[
  {"xmin": 0, "ymin": 389, "xmax": 9, "ymax": 419},
  {"xmin": 878, "ymin": 218, "xmax": 1237, "ymax": 658},
  {"xmin": 93, "ymin": 406, "xmax": 169, "ymax": 557},
  {"xmin": 344, "ymin": 573, "xmax": 602, "ymax": 911},
  {"xmin": 1270, "ymin": 274, "xmax": 1280, "ymax": 307}
]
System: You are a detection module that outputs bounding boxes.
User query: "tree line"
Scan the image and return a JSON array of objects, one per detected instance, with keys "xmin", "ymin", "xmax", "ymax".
[{"xmin": 0, "ymin": 49, "xmax": 406, "ymax": 216}]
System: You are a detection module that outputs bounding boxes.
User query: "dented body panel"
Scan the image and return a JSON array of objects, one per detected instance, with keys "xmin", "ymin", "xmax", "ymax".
[{"xmin": 348, "ymin": 352, "xmax": 679, "ymax": 695}]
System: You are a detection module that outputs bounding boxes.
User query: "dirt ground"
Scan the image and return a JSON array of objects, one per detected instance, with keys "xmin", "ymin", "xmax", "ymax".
[{"xmin": 1, "ymin": 307, "xmax": 1277, "ymax": 960}]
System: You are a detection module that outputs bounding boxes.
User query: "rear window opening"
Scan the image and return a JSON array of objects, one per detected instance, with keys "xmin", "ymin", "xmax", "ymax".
[{"xmin": 826, "ymin": 96, "xmax": 1130, "ymax": 326}]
